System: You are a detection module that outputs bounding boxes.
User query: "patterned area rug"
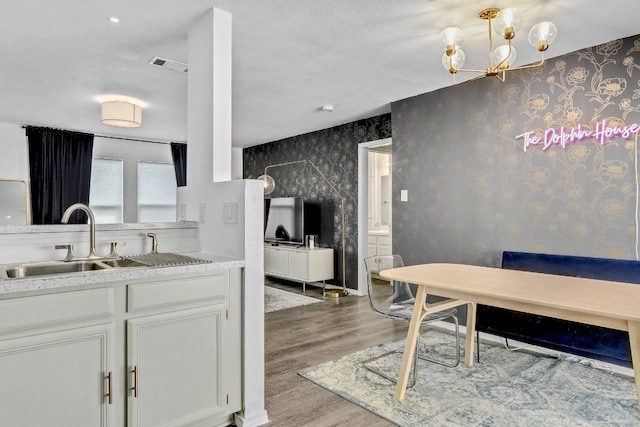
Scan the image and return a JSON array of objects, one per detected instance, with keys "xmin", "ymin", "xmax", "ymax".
[
  {"xmin": 299, "ymin": 331, "xmax": 640, "ymax": 426},
  {"xmin": 264, "ymin": 285, "xmax": 322, "ymax": 313}
]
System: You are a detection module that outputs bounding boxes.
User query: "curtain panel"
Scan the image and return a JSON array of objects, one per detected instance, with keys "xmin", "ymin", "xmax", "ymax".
[
  {"xmin": 26, "ymin": 126, "xmax": 94, "ymax": 224},
  {"xmin": 170, "ymin": 142, "xmax": 187, "ymax": 187}
]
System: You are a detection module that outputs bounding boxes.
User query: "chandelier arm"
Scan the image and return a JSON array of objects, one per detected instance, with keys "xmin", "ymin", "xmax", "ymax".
[
  {"xmin": 509, "ymin": 54, "xmax": 546, "ymax": 72},
  {"xmin": 488, "ymin": 15, "xmax": 495, "ymax": 69},
  {"xmin": 448, "ymin": 67, "xmax": 489, "ymax": 74}
]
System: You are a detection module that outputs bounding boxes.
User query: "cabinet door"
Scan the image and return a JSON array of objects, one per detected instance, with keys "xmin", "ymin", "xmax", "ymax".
[
  {"xmin": 0, "ymin": 323, "xmax": 114, "ymax": 427},
  {"xmin": 288, "ymin": 250, "xmax": 309, "ymax": 280},
  {"xmin": 128, "ymin": 305, "xmax": 227, "ymax": 427},
  {"xmin": 374, "ymin": 235, "xmax": 391, "ymax": 255},
  {"xmin": 266, "ymin": 247, "xmax": 289, "ymax": 276}
]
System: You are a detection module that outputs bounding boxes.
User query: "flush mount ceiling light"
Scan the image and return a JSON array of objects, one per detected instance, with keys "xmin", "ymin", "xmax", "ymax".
[
  {"xmin": 101, "ymin": 101, "xmax": 142, "ymax": 128},
  {"xmin": 441, "ymin": 7, "xmax": 557, "ymax": 83},
  {"xmin": 321, "ymin": 105, "xmax": 335, "ymax": 112}
]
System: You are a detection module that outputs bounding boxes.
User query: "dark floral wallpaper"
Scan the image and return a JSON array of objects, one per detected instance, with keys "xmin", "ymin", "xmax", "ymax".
[
  {"xmin": 392, "ymin": 35, "xmax": 640, "ymax": 267},
  {"xmin": 243, "ymin": 114, "xmax": 392, "ymax": 290}
]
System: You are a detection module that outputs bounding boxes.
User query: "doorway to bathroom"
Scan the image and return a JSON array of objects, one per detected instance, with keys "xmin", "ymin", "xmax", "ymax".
[{"xmin": 357, "ymin": 138, "xmax": 392, "ymax": 294}]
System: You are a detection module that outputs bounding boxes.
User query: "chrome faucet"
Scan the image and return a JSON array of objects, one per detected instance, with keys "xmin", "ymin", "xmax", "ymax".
[
  {"xmin": 61, "ymin": 203, "xmax": 99, "ymax": 259},
  {"xmin": 147, "ymin": 233, "xmax": 158, "ymax": 253}
]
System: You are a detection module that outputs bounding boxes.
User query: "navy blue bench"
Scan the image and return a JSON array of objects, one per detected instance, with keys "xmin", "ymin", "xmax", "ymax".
[{"xmin": 476, "ymin": 251, "xmax": 640, "ymax": 367}]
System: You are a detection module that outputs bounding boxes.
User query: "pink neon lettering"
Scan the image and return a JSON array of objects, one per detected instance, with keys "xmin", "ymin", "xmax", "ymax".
[{"xmin": 516, "ymin": 122, "xmax": 640, "ymax": 151}]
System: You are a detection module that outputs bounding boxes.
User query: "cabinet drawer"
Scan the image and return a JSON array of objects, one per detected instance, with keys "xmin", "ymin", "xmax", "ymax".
[
  {"xmin": 0, "ymin": 288, "xmax": 114, "ymax": 334},
  {"xmin": 128, "ymin": 274, "xmax": 227, "ymax": 313},
  {"xmin": 377, "ymin": 235, "xmax": 391, "ymax": 245}
]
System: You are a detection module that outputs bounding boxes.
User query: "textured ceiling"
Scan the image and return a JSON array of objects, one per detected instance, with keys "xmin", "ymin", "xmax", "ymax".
[{"xmin": 2, "ymin": 0, "xmax": 640, "ymax": 148}]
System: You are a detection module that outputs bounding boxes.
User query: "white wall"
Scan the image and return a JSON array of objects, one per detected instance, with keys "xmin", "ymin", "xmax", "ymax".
[{"xmin": 0, "ymin": 123, "xmax": 29, "ymax": 182}]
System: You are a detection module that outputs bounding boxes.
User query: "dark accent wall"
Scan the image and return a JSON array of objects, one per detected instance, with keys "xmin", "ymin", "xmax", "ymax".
[
  {"xmin": 392, "ymin": 35, "xmax": 640, "ymax": 267},
  {"xmin": 243, "ymin": 114, "xmax": 392, "ymax": 290}
]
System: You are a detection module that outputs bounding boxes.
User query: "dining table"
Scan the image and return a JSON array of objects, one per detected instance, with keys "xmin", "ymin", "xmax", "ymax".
[{"xmin": 379, "ymin": 263, "xmax": 640, "ymax": 401}]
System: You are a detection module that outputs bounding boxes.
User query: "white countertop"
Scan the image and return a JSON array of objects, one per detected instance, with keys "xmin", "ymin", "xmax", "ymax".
[
  {"xmin": 368, "ymin": 230, "xmax": 390, "ymax": 236},
  {"xmin": 0, "ymin": 252, "xmax": 244, "ymax": 296}
]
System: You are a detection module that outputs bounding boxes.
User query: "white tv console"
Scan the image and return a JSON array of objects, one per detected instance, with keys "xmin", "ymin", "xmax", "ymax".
[{"xmin": 264, "ymin": 243, "xmax": 334, "ymax": 293}]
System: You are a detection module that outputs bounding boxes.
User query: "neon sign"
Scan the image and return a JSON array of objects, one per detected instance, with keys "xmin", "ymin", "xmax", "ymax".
[{"xmin": 515, "ymin": 120, "xmax": 640, "ymax": 151}]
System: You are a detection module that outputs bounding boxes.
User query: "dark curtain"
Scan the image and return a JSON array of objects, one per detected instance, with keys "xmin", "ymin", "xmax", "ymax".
[
  {"xmin": 27, "ymin": 126, "xmax": 94, "ymax": 224},
  {"xmin": 170, "ymin": 142, "xmax": 187, "ymax": 187}
]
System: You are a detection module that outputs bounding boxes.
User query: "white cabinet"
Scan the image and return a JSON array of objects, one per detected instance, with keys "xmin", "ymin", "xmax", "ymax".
[
  {"xmin": 367, "ymin": 233, "xmax": 392, "ymax": 258},
  {"xmin": 126, "ymin": 272, "xmax": 238, "ymax": 427},
  {"xmin": 0, "ymin": 269, "xmax": 241, "ymax": 427},
  {"xmin": 264, "ymin": 244, "xmax": 333, "ymax": 292},
  {"xmin": 128, "ymin": 307, "xmax": 225, "ymax": 427},
  {"xmin": 0, "ymin": 323, "xmax": 115, "ymax": 427}
]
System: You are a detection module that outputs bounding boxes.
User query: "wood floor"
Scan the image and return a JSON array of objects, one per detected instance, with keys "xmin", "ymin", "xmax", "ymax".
[{"xmin": 264, "ymin": 280, "xmax": 406, "ymax": 426}]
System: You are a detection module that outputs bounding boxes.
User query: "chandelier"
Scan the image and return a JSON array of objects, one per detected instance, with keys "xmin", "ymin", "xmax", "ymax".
[{"xmin": 440, "ymin": 7, "xmax": 557, "ymax": 83}]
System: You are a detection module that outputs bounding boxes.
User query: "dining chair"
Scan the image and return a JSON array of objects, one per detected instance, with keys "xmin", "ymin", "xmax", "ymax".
[{"xmin": 363, "ymin": 254, "xmax": 460, "ymax": 387}]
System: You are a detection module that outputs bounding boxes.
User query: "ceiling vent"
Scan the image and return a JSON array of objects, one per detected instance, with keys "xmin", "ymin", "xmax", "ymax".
[{"xmin": 148, "ymin": 56, "xmax": 188, "ymax": 74}]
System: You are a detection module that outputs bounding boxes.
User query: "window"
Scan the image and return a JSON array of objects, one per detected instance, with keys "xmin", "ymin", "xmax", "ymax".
[
  {"xmin": 90, "ymin": 158, "xmax": 123, "ymax": 223},
  {"xmin": 137, "ymin": 161, "xmax": 177, "ymax": 222}
]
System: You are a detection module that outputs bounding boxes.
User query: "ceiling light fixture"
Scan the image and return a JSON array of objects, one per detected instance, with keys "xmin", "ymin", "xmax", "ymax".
[
  {"xmin": 101, "ymin": 100, "xmax": 142, "ymax": 128},
  {"xmin": 109, "ymin": 17, "xmax": 120, "ymax": 23},
  {"xmin": 441, "ymin": 7, "xmax": 557, "ymax": 83},
  {"xmin": 321, "ymin": 105, "xmax": 335, "ymax": 112}
]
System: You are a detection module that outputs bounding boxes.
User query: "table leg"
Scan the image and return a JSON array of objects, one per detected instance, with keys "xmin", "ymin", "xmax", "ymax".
[
  {"xmin": 465, "ymin": 302, "xmax": 476, "ymax": 366},
  {"xmin": 628, "ymin": 321, "xmax": 640, "ymax": 401},
  {"xmin": 394, "ymin": 285, "xmax": 428, "ymax": 401}
]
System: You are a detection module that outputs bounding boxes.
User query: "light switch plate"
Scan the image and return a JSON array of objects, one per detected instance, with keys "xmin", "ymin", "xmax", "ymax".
[
  {"xmin": 400, "ymin": 190, "xmax": 408, "ymax": 202},
  {"xmin": 223, "ymin": 201, "xmax": 238, "ymax": 224}
]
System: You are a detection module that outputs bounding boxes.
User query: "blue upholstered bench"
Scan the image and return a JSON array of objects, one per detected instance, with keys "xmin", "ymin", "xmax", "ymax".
[{"xmin": 476, "ymin": 251, "xmax": 640, "ymax": 367}]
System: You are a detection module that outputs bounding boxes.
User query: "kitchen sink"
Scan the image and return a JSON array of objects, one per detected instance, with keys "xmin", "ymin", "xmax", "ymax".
[
  {"xmin": 3, "ymin": 257, "xmax": 149, "ymax": 279},
  {"xmin": 2, "ymin": 252, "xmax": 210, "ymax": 280}
]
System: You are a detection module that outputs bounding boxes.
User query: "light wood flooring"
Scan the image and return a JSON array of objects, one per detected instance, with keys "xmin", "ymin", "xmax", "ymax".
[{"xmin": 264, "ymin": 280, "xmax": 406, "ymax": 426}]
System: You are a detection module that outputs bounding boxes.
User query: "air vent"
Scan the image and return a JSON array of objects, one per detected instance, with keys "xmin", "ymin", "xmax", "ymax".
[{"xmin": 148, "ymin": 56, "xmax": 188, "ymax": 74}]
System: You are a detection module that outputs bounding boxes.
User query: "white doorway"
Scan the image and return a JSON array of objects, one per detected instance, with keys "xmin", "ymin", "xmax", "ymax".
[{"xmin": 357, "ymin": 138, "xmax": 392, "ymax": 295}]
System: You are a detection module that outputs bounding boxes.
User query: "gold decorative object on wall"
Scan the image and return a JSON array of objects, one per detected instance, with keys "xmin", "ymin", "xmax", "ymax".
[{"xmin": 441, "ymin": 7, "xmax": 557, "ymax": 83}]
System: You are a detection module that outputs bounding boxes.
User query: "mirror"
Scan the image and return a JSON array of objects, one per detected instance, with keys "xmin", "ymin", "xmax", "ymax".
[
  {"xmin": 0, "ymin": 179, "xmax": 29, "ymax": 225},
  {"xmin": 368, "ymin": 144, "xmax": 392, "ymax": 230}
]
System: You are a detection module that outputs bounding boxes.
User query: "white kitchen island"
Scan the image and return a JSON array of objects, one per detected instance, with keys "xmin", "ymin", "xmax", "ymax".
[{"xmin": 0, "ymin": 220, "xmax": 268, "ymax": 427}]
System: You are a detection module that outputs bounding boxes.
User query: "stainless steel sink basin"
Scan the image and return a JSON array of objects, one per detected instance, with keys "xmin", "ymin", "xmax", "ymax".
[
  {"xmin": 101, "ymin": 258, "xmax": 147, "ymax": 268},
  {"xmin": 5, "ymin": 261, "xmax": 108, "ymax": 279},
  {"xmin": 3, "ymin": 257, "xmax": 149, "ymax": 279}
]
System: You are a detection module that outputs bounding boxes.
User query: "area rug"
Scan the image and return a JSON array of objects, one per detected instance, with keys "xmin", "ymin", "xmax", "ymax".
[
  {"xmin": 264, "ymin": 285, "xmax": 321, "ymax": 313},
  {"xmin": 299, "ymin": 331, "xmax": 640, "ymax": 426}
]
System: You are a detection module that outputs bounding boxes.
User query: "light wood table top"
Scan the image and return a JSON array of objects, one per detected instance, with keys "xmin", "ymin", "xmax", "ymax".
[{"xmin": 380, "ymin": 263, "xmax": 640, "ymax": 401}]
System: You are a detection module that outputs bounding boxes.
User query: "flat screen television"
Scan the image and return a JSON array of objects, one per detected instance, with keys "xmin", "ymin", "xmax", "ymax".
[{"xmin": 264, "ymin": 197, "xmax": 304, "ymax": 244}]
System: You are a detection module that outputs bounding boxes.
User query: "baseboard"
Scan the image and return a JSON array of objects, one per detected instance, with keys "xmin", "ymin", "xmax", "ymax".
[{"xmin": 233, "ymin": 409, "xmax": 270, "ymax": 427}]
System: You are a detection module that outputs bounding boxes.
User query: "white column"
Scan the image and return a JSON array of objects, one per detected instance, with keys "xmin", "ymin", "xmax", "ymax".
[
  {"xmin": 187, "ymin": 7, "xmax": 232, "ymax": 188},
  {"xmin": 185, "ymin": 8, "xmax": 269, "ymax": 426}
]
